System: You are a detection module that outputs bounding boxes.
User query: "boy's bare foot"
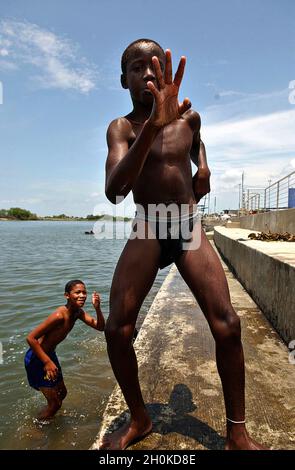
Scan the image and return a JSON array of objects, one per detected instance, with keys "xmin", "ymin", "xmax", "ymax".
[
  {"xmin": 37, "ymin": 405, "xmax": 60, "ymax": 420},
  {"xmin": 37, "ymin": 411, "xmax": 54, "ymax": 420},
  {"xmin": 99, "ymin": 418, "xmax": 153, "ymax": 450},
  {"xmin": 225, "ymin": 427, "xmax": 268, "ymax": 450}
]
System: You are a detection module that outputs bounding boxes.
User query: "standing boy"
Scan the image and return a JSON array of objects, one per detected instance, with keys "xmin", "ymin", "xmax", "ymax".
[
  {"xmin": 25, "ymin": 280, "xmax": 105, "ymax": 420},
  {"xmin": 101, "ymin": 39, "xmax": 265, "ymax": 450}
]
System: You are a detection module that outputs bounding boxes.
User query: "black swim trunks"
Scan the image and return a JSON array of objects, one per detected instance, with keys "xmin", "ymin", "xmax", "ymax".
[
  {"xmin": 156, "ymin": 215, "xmax": 198, "ymax": 268},
  {"xmin": 133, "ymin": 205, "xmax": 200, "ymax": 269}
]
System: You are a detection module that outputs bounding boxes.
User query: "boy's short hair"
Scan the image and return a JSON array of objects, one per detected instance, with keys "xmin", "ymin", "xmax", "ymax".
[
  {"xmin": 121, "ymin": 38, "xmax": 165, "ymax": 75},
  {"xmin": 65, "ymin": 280, "xmax": 85, "ymax": 294}
]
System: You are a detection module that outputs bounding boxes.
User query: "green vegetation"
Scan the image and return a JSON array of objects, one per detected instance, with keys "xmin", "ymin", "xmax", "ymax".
[
  {"xmin": 0, "ymin": 208, "xmax": 131, "ymax": 222},
  {"xmin": 87, "ymin": 214, "xmax": 131, "ymax": 222},
  {"xmin": 86, "ymin": 214, "xmax": 105, "ymax": 220},
  {"xmin": 0, "ymin": 207, "xmax": 38, "ymax": 220},
  {"xmin": 43, "ymin": 214, "xmax": 85, "ymax": 220}
]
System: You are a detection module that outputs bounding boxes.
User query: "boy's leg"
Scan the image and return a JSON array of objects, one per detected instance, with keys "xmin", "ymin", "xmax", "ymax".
[
  {"xmin": 100, "ymin": 236, "xmax": 161, "ymax": 450},
  {"xmin": 176, "ymin": 229, "xmax": 266, "ymax": 450},
  {"xmin": 56, "ymin": 380, "xmax": 67, "ymax": 401},
  {"xmin": 38, "ymin": 380, "xmax": 67, "ymax": 420}
]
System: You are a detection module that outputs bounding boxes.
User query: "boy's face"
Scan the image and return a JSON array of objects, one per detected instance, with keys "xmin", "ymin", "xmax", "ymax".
[
  {"xmin": 65, "ymin": 283, "xmax": 87, "ymax": 308},
  {"xmin": 122, "ymin": 43, "xmax": 165, "ymax": 105}
]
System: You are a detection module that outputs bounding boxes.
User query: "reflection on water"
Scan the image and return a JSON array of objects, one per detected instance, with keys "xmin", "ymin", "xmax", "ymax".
[{"xmin": 0, "ymin": 221, "xmax": 169, "ymax": 449}]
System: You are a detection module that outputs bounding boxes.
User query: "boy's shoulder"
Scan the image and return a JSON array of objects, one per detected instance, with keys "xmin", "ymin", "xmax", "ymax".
[
  {"xmin": 106, "ymin": 116, "xmax": 133, "ymax": 142},
  {"xmin": 106, "ymin": 110, "xmax": 201, "ymax": 143},
  {"xmin": 182, "ymin": 109, "xmax": 201, "ymax": 132},
  {"xmin": 107, "ymin": 111, "xmax": 200, "ymax": 131},
  {"xmin": 107, "ymin": 116, "xmax": 133, "ymax": 132},
  {"xmin": 48, "ymin": 306, "xmax": 67, "ymax": 322}
]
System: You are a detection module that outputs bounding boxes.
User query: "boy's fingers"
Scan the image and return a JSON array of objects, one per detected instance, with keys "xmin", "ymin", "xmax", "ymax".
[
  {"xmin": 164, "ymin": 49, "xmax": 172, "ymax": 84},
  {"xmin": 152, "ymin": 56, "xmax": 165, "ymax": 89},
  {"xmin": 147, "ymin": 81, "xmax": 159, "ymax": 98},
  {"xmin": 174, "ymin": 56, "xmax": 186, "ymax": 87},
  {"xmin": 178, "ymin": 97, "xmax": 191, "ymax": 115}
]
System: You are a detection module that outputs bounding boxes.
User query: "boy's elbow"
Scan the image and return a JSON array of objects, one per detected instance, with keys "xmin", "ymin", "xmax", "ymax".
[
  {"xmin": 105, "ymin": 187, "xmax": 117, "ymax": 204},
  {"xmin": 105, "ymin": 180, "xmax": 116, "ymax": 203},
  {"xmin": 105, "ymin": 185, "xmax": 127, "ymax": 204},
  {"xmin": 97, "ymin": 318, "xmax": 105, "ymax": 331},
  {"xmin": 26, "ymin": 335, "xmax": 33, "ymax": 346}
]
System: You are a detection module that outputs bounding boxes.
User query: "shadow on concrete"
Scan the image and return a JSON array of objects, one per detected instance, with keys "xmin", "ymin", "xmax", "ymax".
[{"xmin": 103, "ymin": 384, "xmax": 225, "ymax": 450}]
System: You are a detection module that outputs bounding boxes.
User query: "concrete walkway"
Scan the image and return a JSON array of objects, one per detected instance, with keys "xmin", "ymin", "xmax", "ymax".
[{"xmin": 91, "ymin": 241, "xmax": 295, "ymax": 450}]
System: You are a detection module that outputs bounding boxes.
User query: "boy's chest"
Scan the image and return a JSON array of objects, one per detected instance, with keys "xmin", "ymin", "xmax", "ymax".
[
  {"xmin": 54, "ymin": 318, "xmax": 76, "ymax": 341},
  {"xmin": 129, "ymin": 120, "xmax": 193, "ymax": 161}
]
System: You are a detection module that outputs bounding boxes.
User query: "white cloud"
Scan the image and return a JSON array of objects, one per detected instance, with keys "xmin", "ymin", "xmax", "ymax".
[
  {"xmin": 202, "ymin": 109, "xmax": 295, "ymax": 197},
  {"xmin": 202, "ymin": 109, "xmax": 295, "ymax": 162},
  {"xmin": 220, "ymin": 169, "xmax": 242, "ymax": 183},
  {"xmin": 200, "ymin": 95, "xmax": 295, "ymax": 210},
  {"xmin": 203, "ymin": 88, "xmax": 290, "ymax": 123},
  {"xmin": 0, "ymin": 20, "xmax": 97, "ymax": 93},
  {"xmin": 0, "ymin": 59, "xmax": 18, "ymax": 71},
  {"xmin": 0, "ymin": 197, "xmax": 42, "ymax": 205}
]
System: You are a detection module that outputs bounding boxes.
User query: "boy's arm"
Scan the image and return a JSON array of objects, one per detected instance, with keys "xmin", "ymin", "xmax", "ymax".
[
  {"xmin": 78, "ymin": 292, "xmax": 105, "ymax": 331},
  {"xmin": 26, "ymin": 311, "xmax": 64, "ymax": 379},
  {"xmin": 105, "ymin": 118, "xmax": 159, "ymax": 203},
  {"xmin": 188, "ymin": 111, "xmax": 211, "ymax": 203},
  {"xmin": 105, "ymin": 50, "xmax": 191, "ymax": 203}
]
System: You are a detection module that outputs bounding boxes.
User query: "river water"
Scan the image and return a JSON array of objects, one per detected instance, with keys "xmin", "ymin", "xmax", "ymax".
[{"xmin": 0, "ymin": 221, "xmax": 169, "ymax": 449}]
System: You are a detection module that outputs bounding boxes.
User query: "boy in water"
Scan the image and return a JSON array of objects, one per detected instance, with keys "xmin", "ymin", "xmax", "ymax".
[
  {"xmin": 25, "ymin": 280, "xmax": 105, "ymax": 420},
  {"xmin": 101, "ymin": 39, "xmax": 265, "ymax": 450}
]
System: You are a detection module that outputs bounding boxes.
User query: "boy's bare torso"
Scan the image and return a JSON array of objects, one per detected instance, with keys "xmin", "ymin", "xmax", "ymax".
[
  {"xmin": 39, "ymin": 306, "xmax": 80, "ymax": 353},
  {"xmin": 115, "ymin": 111, "xmax": 199, "ymax": 210}
]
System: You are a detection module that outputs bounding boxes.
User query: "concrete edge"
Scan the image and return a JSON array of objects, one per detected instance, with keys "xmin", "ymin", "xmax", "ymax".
[
  {"xmin": 214, "ymin": 227, "xmax": 295, "ymax": 344},
  {"xmin": 90, "ymin": 266, "xmax": 177, "ymax": 449}
]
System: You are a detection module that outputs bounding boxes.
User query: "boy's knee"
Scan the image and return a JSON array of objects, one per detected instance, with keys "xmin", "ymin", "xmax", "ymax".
[
  {"xmin": 105, "ymin": 320, "xmax": 134, "ymax": 350},
  {"xmin": 214, "ymin": 309, "xmax": 241, "ymax": 344}
]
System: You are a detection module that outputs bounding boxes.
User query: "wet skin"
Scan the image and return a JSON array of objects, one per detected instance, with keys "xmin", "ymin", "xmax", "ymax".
[
  {"xmin": 27, "ymin": 285, "xmax": 104, "ymax": 419},
  {"xmin": 102, "ymin": 44, "xmax": 266, "ymax": 450}
]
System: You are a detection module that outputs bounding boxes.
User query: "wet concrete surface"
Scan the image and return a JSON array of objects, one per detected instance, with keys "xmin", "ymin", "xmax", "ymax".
[{"xmin": 91, "ymin": 241, "xmax": 295, "ymax": 450}]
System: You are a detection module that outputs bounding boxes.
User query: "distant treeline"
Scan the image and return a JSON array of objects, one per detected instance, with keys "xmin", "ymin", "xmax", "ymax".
[
  {"xmin": 0, "ymin": 207, "xmax": 38, "ymax": 220},
  {"xmin": 0, "ymin": 208, "xmax": 131, "ymax": 222}
]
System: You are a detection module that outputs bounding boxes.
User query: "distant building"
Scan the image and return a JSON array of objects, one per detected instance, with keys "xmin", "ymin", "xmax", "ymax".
[{"xmin": 223, "ymin": 209, "xmax": 239, "ymax": 216}]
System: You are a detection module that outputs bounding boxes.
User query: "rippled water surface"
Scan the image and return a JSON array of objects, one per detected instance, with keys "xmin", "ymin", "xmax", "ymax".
[{"xmin": 0, "ymin": 221, "xmax": 169, "ymax": 449}]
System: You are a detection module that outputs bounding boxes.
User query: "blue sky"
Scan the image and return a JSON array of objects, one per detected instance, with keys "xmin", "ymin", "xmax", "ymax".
[{"xmin": 0, "ymin": 0, "xmax": 295, "ymax": 216}]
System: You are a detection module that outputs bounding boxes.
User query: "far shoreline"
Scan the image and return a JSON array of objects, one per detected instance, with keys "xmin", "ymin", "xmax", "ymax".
[{"xmin": 0, "ymin": 216, "xmax": 132, "ymax": 222}]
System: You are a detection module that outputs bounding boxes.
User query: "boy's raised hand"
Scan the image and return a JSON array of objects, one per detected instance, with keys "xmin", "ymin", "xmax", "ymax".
[
  {"xmin": 147, "ymin": 49, "xmax": 191, "ymax": 128},
  {"xmin": 92, "ymin": 291, "xmax": 101, "ymax": 310}
]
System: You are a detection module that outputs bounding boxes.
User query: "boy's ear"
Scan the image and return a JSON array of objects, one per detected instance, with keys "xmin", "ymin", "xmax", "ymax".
[
  {"xmin": 64, "ymin": 292, "xmax": 69, "ymax": 300},
  {"xmin": 121, "ymin": 74, "xmax": 128, "ymax": 89}
]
